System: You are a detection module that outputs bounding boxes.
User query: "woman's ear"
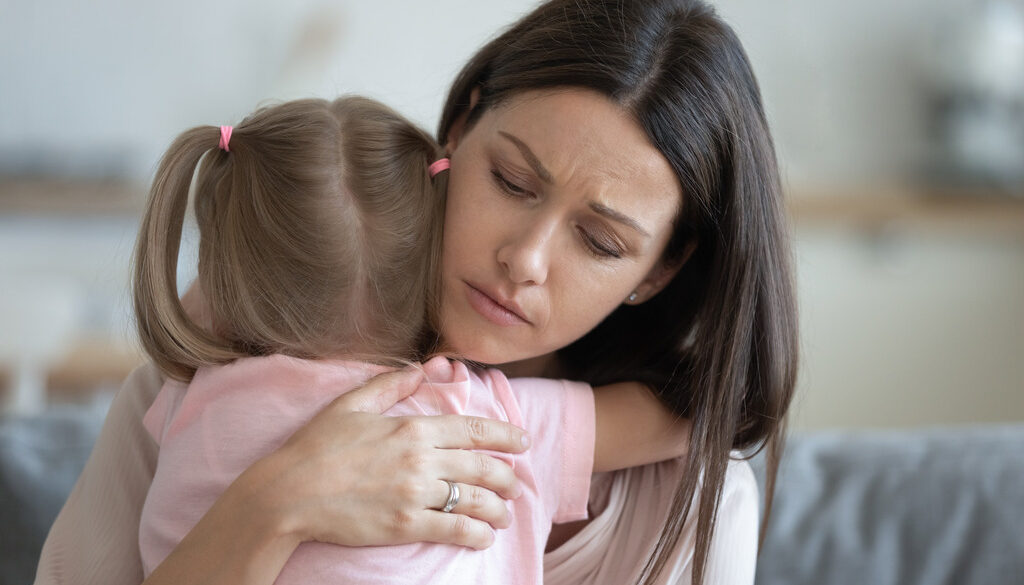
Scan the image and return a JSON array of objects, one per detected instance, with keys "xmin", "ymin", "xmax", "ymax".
[
  {"xmin": 444, "ymin": 87, "xmax": 481, "ymax": 153},
  {"xmin": 625, "ymin": 240, "xmax": 697, "ymax": 304}
]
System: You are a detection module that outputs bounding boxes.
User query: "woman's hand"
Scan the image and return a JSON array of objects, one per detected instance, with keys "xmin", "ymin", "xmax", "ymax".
[{"xmin": 245, "ymin": 366, "xmax": 530, "ymax": 551}]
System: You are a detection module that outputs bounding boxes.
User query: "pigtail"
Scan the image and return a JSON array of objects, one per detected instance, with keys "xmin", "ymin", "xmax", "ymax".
[{"xmin": 133, "ymin": 127, "xmax": 243, "ymax": 381}]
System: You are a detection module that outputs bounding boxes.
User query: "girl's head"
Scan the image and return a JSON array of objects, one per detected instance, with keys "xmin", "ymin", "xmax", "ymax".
[
  {"xmin": 134, "ymin": 96, "xmax": 446, "ymax": 381},
  {"xmin": 434, "ymin": 0, "xmax": 798, "ymax": 582}
]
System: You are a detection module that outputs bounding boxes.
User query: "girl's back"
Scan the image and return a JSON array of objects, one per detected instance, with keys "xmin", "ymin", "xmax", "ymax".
[{"xmin": 140, "ymin": 355, "xmax": 596, "ymax": 585}]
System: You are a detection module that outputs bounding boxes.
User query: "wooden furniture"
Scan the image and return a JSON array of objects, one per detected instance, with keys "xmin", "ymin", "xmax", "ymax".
[{"xmin": 787, "ymin": 185, "xmax": 1024, "ymax": 237}]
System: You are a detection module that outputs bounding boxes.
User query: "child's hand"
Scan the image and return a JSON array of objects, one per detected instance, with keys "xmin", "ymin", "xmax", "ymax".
[{"xmin": 248, "ymin": 367, "xmax": 531, "ymax": 551}]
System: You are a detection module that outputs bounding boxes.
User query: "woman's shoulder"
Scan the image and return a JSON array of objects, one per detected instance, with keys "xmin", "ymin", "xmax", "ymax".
[
  {"xmin": 717, "ymin": 455, "xmax": 761, "ymax": 544},
  {"xmin": 696, "ymin": 455, "xmax": 760, "ymax": 581},
  {"xmin": 723, "ymin": 454, "xmax": 759, "ymax": 508},
  {"xmin": 35, "ymin": 360, "xmax": 165, "ymax": 585},
  {"xmin": 119, "ymin": 360, "xmax": 165, "ymax": 418}
]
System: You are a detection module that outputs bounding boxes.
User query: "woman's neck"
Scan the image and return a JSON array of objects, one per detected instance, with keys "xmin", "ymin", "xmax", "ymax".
[{"xmin": 495, "ymin": 352, "xmax": 561, "ymax": 379}]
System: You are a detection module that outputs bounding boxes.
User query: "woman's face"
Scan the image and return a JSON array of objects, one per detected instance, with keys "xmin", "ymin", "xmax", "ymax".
[{"xmin": 438, "ymin": 88, "xmax": 684, "ymax": 369}]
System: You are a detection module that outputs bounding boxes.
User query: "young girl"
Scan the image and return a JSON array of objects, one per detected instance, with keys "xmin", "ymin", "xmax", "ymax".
[{"xmin": 133, "ymin": 96, "xmax": 691, "ymax": 583}]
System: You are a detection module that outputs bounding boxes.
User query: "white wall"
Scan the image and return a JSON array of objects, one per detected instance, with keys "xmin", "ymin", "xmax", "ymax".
[
  {"xmin": 791, "ymin": 229, "xmax": 1024, "ymax": 429},
  {"xmin": 0, "ymin": 0, "xmax": 536, "ymax": 180},
  {"xmin": 2, "ymin": 0, "xmax": 1022, "ymax": 427},
  {"xmin": 713, "ymin": 0, "xmax": 1024, "ymax": 428},
  {"xmin": 718, "ymin": 0, "xmax": 1024, "ymax": 186},
  {"xmin": 5, "ymin": 0, "xmax": 1020, "ymax": 184}
]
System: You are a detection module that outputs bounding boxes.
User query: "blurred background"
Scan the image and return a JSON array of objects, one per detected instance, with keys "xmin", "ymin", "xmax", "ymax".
[
  {"xmin": 2, "ymin": 0, "xmax": 1020, "ymax": 427},
  {"xmin": 2, "ymin": 1, "xmax": 1023, "ymax": 583}
]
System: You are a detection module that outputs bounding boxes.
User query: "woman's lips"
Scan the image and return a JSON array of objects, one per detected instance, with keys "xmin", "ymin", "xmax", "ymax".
[{"xmin": 464, "ymin": 282, "xmax": 530, "ymax": 326}]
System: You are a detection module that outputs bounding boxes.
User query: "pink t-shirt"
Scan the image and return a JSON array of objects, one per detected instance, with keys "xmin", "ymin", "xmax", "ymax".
[{"xmin": 139, "ymin": 355, "xmax": 596, "ymax": 585}]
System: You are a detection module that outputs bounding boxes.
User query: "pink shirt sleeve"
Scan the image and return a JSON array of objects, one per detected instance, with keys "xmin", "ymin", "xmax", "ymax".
[{"xmin": 500, "ymin": 375, "xmax": 596, "ymax": 524}]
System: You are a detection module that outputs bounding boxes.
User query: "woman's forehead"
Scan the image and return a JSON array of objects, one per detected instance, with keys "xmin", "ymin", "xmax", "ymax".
[{"xmin": 480, "ymin": 88, "xmax": 683, "ymax": 218}]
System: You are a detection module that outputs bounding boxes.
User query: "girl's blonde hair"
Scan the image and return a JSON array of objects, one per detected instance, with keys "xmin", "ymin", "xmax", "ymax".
[{"xmin": 133, "ymin": 96, "xmax": 446, "ymax": 381}]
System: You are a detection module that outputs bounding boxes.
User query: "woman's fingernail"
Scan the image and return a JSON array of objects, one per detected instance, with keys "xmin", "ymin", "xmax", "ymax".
[{"xmin": 521, "ymin": 434, "xmax": 531, "ymax": 449}]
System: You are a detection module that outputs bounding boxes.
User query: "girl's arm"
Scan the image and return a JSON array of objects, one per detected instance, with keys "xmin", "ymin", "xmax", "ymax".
[{"xmin": 592, "ymin": 382, "xmax": 691, "ymax": 473}]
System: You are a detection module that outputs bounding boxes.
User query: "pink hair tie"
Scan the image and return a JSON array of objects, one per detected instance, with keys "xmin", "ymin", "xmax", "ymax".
[
  {"xmin": 428, "ymin": 158, "xmax": 450, "ymax": 178},
  {"xmin": 218, "ymin": 126, "xmax": 233, "ymax": 152}
]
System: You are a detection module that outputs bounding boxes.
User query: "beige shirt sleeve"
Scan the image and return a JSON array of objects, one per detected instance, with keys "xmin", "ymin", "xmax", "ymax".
[{"xmin": 34, "ymin": 361, "xmax": 163, "ymax": 585}]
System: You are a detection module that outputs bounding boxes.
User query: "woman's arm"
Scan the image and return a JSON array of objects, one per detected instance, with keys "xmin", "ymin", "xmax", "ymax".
[
  {"xmin": 35, "ymin": 362, "xmax": 162, "ymax": 585},
  {"xmin": 592, "ymin": 382, "xmax": 691, "ymax": 473}
]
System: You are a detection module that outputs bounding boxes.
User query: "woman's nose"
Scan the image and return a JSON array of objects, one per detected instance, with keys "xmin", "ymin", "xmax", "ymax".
[{"xmin": 496, "ymin": 221, "xmax": 554, "ymax": 286}]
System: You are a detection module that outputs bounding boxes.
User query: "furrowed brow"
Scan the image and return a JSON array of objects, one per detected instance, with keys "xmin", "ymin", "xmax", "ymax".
[
  {"xmin": 498, "ymin": 131, "xmax": 649, "ymax": 238},
  {"xmin": 498, "ymin": 131, "xmax": 554, "ymax": 183},
  {"xmin": 589, "ymin": 202, "xmax": 650, "ymax": 238}
]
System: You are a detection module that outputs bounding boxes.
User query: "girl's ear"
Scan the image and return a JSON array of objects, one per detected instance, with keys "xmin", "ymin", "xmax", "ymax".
[
  {"xmin": 444, "ymin": 87, "xmax": 481, "ymax": 153},
  {"xmin": 625, "ymin": 240, "xmax": 697, "ymax": 305}
]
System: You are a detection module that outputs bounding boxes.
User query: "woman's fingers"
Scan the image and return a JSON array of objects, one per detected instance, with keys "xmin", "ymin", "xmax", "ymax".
[
  {"xmin": 428, "ymin": 414, "xmax": 530, "ymax": 454},
  {"xmin": 433, "ymin": 480, "xmax": 512, "ymax": 529},
  {"xmin": 435, "ymin": 449, "xmax": 522, "ymax": 501},
  {"xmin": 317, "ymin": 370, "xmax": 532, "ymax": 454},
  {"xmin": 333, "ymin": 367, "xmax": 426, "ymax": 414},
  {"xmin": 413, "ymin": 511, "xmax": 497, "ymax": 550}
]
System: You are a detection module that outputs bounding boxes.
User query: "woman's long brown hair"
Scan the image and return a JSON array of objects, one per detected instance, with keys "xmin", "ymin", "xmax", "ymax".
[
  {"xmin": 439, "ymin": 1, "xmax": 798, "ymax": 583},
  {"xmin": 134, "ymin": 97, "xmax": 446, "ymax": 381}
]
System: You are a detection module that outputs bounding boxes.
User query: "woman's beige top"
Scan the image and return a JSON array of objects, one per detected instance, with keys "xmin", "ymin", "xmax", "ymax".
[{"xmin": 34, "ymin": 362, "xmax": 759, "ymax": 585}]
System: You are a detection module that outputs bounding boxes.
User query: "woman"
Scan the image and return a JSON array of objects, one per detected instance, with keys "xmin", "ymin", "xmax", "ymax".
[{"xmin": 36, "ymin": 1, "xmax": 796, "ymax": 584}]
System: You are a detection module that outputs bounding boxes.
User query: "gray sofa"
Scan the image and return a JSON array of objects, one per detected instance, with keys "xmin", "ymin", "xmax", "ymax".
[
  {"xmin": 1, "ymin": 400, "xmax": 108, "ymax": 585},
  {"xmin": 2, "ymin": 403, "xmax": 1022, "ymax": 585},
  {"xmin": 752, "ymin": 425, "xmax": 1024, "ymax": 585}
]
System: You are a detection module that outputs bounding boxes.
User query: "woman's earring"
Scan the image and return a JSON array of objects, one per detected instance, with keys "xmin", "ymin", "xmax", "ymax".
[{"xmin": 627, "ymin": 292, "xmax": 638, "ymax": 303}]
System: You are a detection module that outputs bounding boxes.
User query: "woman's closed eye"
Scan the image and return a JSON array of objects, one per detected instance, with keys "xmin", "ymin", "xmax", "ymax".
[
  {"xmin": 490, "ymin": 168, "xmax": 533, "ymax": 198},
  {"xmin": 578, "ymin": 227, "xmax": 625, "ymax": 259},
  {"xmin": 491, "ymin": 168, "xmax": 627, "ymax": 260}
]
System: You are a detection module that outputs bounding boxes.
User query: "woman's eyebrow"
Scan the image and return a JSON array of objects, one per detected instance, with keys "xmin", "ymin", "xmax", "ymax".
[
  {"xmin": 498, "ymin": 131, "xmax": 554, "ymax": 183},
  {"xmin": 498, "ymin": 130, "xmax": 648, "ymax": 238},
  {"xmin": 589, "ymin": 202, "xmax": 651, "ymax": 238}
]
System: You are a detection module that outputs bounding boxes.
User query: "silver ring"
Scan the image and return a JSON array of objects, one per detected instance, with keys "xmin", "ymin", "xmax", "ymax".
[{"xmin": 441, "ymin": 480, "xmax": 461, "ymax": 513}]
